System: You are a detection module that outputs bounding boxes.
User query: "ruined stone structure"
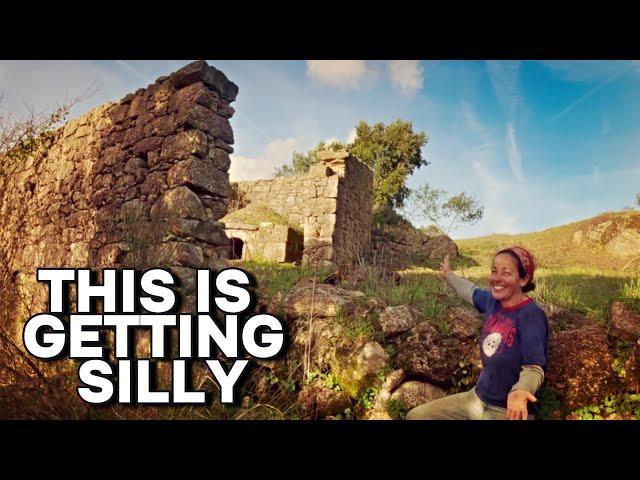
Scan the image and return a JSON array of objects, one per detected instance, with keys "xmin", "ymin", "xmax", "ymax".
[
  {"xmin": 221, "ymin": 204, "xmax": 304, "ymax": 263},
  {"xmin": 227, "ymin": 150, "xmax": 374, "ymax": 266},
  {"xmin": 0, "ymin": 61, "xmax": 237, "ymax": 331}
]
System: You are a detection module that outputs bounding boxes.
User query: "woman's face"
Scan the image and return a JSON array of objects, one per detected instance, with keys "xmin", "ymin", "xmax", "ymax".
[{"xmin": 490, "ymin": 253, "xmax": 528, "ymax": 302}]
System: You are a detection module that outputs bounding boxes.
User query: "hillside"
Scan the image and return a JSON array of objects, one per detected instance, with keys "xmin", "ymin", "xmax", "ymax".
[
  {"xmin": 457, "ymin": 210, "xmax": 640, "ymax": 271},
  {"xmin": 454, "ymin": 210, "xmax": 640, "ymax": 322}
]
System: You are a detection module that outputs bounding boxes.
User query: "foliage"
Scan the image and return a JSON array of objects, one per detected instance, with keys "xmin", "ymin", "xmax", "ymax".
[
  {"xmin": 372, "ymin": 204, "xmax": 410, "ymax": 229},
  {"xmin": 611, "ymin": 340, "xmax": 633, "ymax": 379},
  {"xmin": 571, "ymin": 393, "xmax": 640, "ymax": 420},
  {"xmin": 386, "ymin": 398, "xmax": 409, "ymax": 419},
  {"xmin": 274, "ymin": 140, "xmax": 344, "ymax": 177},
  {"xmin": 357, "ymin": 386, "xmax": 379, "ymax": 411},
  {"xmin": 406, "ymin": 183, "xmax": 484, "ymax": 235},
  {"xmin": 307, "ymin": 370, "xmax": 342, "ymax": 391},
  {"xmin": 349, "ymin": 120, "xmax": 428, "ymax": 209},
  {"xmin": 335, "ymin": 309, "xmax": 377, "ymax": 342},
  {"xmin": 335, "ymin": 407, "xmax": 354, "ymax": 420},
  {"xmin": 265, "ymin": 369, "xmax": 297, "ymax": 393}
]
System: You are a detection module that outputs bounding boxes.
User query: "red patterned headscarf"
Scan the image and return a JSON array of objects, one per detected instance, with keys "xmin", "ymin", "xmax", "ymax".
[{"xmin": 503, "ymin": 245, "xmax": 536, "ymax": 282}]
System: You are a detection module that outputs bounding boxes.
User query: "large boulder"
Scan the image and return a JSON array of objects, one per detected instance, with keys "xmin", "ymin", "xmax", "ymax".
[
  {"xmin": 424, "ymin": 234, "xmax": 459, "ymax": 260},
  {"xmin": 270, "ymin": 277, "xmax": 366, "ymax": 321},
  {"xmin": 546, "ymin": 327, "xmax": 617, "ymax": 410},
  {"xmin": 289, "ymin": 317, "xmax": 358, "ymax": 372},
  {"xmin": 395, "ymin": 312, "xmax": 482, "ymax": 388},
  {"xmin": 610, "ymin": 301, "xmax": 640, "ymax": 342},
  {"xmin": 330, "ymin": 341, "xmax": 390, "ymax": 399},
  {"xmin": 395, "ymin": 321, "xmax": 451, "ymax": 384},
  {"xmin": 606, "ymin": 229, "xmax": 640, "ymax": 257},
  {"xmin": 282, "ymin": 279, "xmax": 382, "ymax": 379},
  {"xmin": 446, "ymin": 306, "xmax": 483, "ymax": 340},
  {"xmin": 371, "ymin": 217, "xmax": 458, "ymax": 268},
  {"xmin": 378, "ymin": 305, "xmax": 421, "ymax": 338}
]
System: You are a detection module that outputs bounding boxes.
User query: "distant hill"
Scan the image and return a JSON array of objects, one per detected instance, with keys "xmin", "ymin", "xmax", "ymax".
[{"xmin": 457, "ymin": 210, "xmax": 640, "ymax": 272}]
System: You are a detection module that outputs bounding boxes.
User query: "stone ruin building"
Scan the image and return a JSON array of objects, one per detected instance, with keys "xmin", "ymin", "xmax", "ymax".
[
  {"xmin": 222, "ymin": 149, "xmax": 373, "ymax": 266},
  {"xmin": 0, "ymin": 61, "xmax": 237, "ymax": 332},
  {"xmin": 0, "ymin": 60, "xmax": 374, "ymax": 338}
]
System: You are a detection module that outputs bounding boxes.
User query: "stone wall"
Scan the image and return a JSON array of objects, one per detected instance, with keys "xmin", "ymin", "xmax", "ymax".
[
  {"xmin": 330, "ymin": 152, "xmax": 374, "ymax": 266},
  {"xmin": 0, "ymin": 61, "xmax": 237, "ymax": 332},
  {"xmin": 223, "ymin": 222, "xmax": 304, "ymax": 263},
  {"xmin": 232, "ymin": 150, "xmax": 373, "ymax": 266}
]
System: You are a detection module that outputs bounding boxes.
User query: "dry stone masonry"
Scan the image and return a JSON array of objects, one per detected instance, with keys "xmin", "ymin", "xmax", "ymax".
[
  {"xmin": 0, "ymin": 61, "xmax": 237, "ymax": 334},
  {"xmin": 228, "ymin": 149, "xmax": 374, "ymax": 266}
]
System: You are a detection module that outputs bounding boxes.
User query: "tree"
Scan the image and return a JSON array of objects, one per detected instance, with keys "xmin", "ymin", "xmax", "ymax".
[
  {"xmin": 274, "ymin": 120, "xmax": 428, "ymax": 209},
  {"xmin": 635, "ymin": 192, "xmax": 640, "ymax": 208},
  {"xmin": 406, "ymin": 183, "xmax": 484, "ymax": 235},
  {"xmin": 350, "ymin": 120, "xmax": 428, "ymax": 209}
]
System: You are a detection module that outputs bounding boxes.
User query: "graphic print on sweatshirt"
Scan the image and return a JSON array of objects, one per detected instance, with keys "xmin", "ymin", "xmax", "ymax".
[{"xmin": 481, "ymin": 313, "xmax": 516, "ymax": 357}]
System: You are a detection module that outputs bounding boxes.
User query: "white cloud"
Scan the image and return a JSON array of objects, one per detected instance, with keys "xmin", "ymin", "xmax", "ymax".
[
  {"xmin": 542, "ymin": 60, "xmax": 632, "ymax": 82},
  {"xmin": 460, "ymin": 101, "xmax": 494, "ymax": 151},
  {"xmin": 505, "ymin": 123, "xmax": 524, "ymax": 183},
  {"xmin": 229, "ymin": 138, "xmax": 298, "ymax": 181},
  {"xmin": 485, "ymin": 61, "xmax": 521, "ymax": 119},
  {"xmin": 457, "ymin": 100, "xmax": 521, "ymax": 235},
  {"xmin": 387, "ymin": 61, "xmax": 424, "ymax": 96},
  {"xmin": 306, "ymin": 60, "xmax": 372, "ymax": 90},
  {"xmin": 346, "ymin": 127, "xmax": 357, "ymax": 144},
  {"xmin": 307, "ymin": 60, "xmax": 424, "ymax": 95},
  {"xmin": 114, "ymin": 60, "xmax": 147, "ymax": 81},
  {"xmin": 461, "ymin": 101, "xmax": 482, "ymax": 132}
]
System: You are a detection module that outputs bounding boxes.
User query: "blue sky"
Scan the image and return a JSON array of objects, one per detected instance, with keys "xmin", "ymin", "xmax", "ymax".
[{"xmin": 1, "ymin": 60, "xmax": 639, "ymax": 238}]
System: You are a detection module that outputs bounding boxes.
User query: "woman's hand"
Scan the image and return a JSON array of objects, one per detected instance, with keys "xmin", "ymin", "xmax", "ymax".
[
  {"xmin": 438, "ymin": 254, "xmax": 452, "ymax": 279},
  {"xmin": 506, "ymin": 389, "xmax": 537, "ymax": 420}
]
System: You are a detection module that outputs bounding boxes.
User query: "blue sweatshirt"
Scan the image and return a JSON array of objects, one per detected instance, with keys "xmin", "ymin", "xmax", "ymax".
[{"xmin": 472, "ymin": 288, "xmax": 549, "ymax": 408}]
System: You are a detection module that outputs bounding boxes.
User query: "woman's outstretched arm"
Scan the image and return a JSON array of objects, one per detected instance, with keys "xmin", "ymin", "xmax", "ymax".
[{"xmin": 438, "ymin": 254, "xmax": 477, "ymax": 305}]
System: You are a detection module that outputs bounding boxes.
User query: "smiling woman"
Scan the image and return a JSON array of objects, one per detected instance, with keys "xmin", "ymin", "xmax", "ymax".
[{"xmin": 406, "ymin": 245, "xmax": 549, "ymax": 421}]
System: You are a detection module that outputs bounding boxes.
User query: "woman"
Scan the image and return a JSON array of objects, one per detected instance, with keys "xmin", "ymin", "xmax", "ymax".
[{"xmin": 406, "ymin": 246, "xmax": 549, "ymax": 420}]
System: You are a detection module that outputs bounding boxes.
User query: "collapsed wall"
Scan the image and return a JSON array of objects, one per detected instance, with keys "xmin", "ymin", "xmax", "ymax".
[
  {"xmin": 231, "ymin": 150, "xmax": 373, "ymax": 266},
  {"xmin": 0, "ymin": 60, "xmax": 237, "ymax": 333}
]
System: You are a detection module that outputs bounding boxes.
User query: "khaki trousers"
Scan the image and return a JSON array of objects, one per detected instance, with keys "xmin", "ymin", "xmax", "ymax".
[{"xmin": 406, "ymin": 387, "xmax": 534, "ymax": 420}]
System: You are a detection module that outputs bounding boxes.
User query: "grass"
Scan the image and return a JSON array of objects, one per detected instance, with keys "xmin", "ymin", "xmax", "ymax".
[
  {"xmin": 360, "ymin": 266, "xmax": 457, "ymax": 312},
  {"xmin": 455, "ymin": 210, "xmax": 640, "ymax": 325},
  {"xmin": 242, "ymin": 259, "xmax": 334, "ymax": 305},
  {"xmin": 221, "ymin": 203, "xmax": 302, "ymax": 233}
]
